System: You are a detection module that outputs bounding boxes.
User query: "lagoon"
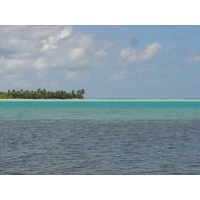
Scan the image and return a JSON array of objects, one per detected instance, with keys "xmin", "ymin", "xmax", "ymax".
[{"xmin": 1, "ymin": 99, "xmax": 200, "ymax": 174}]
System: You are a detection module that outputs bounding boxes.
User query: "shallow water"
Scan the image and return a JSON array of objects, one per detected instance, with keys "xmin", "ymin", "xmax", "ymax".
[{"xmin": 0, "ymin": 100, "xmax": 200, "ymax": 174}]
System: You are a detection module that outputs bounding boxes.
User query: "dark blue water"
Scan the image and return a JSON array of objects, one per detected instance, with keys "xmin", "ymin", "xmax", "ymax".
[{"xmin": 1, "ymin": 100, "xmax": 200, "ymax": 174}]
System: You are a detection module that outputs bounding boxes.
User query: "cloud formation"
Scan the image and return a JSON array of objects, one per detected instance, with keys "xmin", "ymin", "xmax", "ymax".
[
  {"xmin": 0, "ymin": 26, "xmax": 166, "ymax": 94},
  {"xmin": 120, "ymin": 42, "xmax": 162, "ymax": 63},
  {"xmin": 188, "ymin": 52, "xmax": 200, "ymax": 64},
  {"xmin": 65, "ymin": 70, "xmax": 90, "ymax": 79},
  {"xmin": 0, "ymin": 25, "xmax": 114, "ymax": 78},
  {"xmin": 41, "ymin": 27, "xmax": 72, "ymax": 51},
  {"xmin": 109, "ymin": 70, "xmax": 127, "ymax": 80}
]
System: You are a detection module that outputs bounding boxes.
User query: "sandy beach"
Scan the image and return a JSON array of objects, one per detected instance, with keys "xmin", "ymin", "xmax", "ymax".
[
  {"xmin": 1, "ymin": 98, "xmax": 200, "ymax": 102},
  {"xmin": 0, "ymin": 98, "xmax": 92, "ymax": 101}
]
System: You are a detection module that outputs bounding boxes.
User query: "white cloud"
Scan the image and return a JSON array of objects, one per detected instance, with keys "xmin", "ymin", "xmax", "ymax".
[
  {"xmin": 41, "ymin": 80, "xmax": 59, "ymax": 89},
  {"xmin": 109, "ymin": 70, "xmax": 127, "ymax": 80},
  {"xmin": 34, "ymin": 58, "xmax": 47, "ymax": 70},
  {"xmin": 5, "ymin": 74, "xmax": 23, "ymax": 79},
  {"xmin": 41, "ymin": 26, "xmax": 72, "ymax": 51},
  {"xmin": 68, "ymin": 48, "xmax": 85, "ymax": 61},
  {"xmin": 65, "ymin": 70, "xmax": 90, "ymax": 79},
  {"xmin": 12, "ymin": 79, "xmax": 30, "ymax": 88},
  {"xmin": 188, "ymin": 52, "xmax": 200, "ymax": 64},
  {"xmin": 36, "ymin": 71, "xmax": 46, "ymax": 79},
  {"xmin": 0, "ymin": 68, "xmax": 5, "ymax": 75},
  {"xmin": 121, "ymin": 48, "xmax": 131, "ymax": 58},
  {"xmin": 65, "ymin": 71, "xmax": 76, "ymax": 79},
  {"xmin": 120, "ymin": 42, "xmax": 162, "ymax": 63},
  {"xmin": 0, "ymin": 25, "xmax": 116, "ymax": 79},
  {"xmin": 0, "ymin": 56, "xmax": 32, "ymax": 73},
  {"xmin": 0, "ymin": 26, "xmax": 120, "ymax": 93},
  {"xmin": 50, "ymin": 81, "xmax": 59, "ymax": 88},
  {"xmin": 96, "ymin": 50, "xmax": 107, "ymax": 57},
  {"xmin": 1, "ymin": 26, "xmax": 61, "ymax": 40}
]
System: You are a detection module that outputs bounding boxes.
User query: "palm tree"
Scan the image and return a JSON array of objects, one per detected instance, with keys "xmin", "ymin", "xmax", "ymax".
[{"xmin": 0, "ymin": 88, "xmax": 85, "ymax": 99}]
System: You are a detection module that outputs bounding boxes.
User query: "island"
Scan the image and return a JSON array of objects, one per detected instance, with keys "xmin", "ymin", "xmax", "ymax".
[{"xmin": 0, "ymin": 89, "xmax": 85, "ymax": 99}]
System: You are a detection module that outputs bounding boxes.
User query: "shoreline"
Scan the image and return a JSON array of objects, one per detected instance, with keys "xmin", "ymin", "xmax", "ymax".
[
  {"xmin": 1, "ymin": 98, "xmax": 200, "ymax": 102},
  {"xmin": 0, "ymin": 98, "xmax": 91, "ymax": 101}
]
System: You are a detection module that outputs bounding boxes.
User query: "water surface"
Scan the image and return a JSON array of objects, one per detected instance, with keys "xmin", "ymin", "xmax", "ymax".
[{"xmin": 1, "ymin": 100, "xmax": 200, "ymax": 174}]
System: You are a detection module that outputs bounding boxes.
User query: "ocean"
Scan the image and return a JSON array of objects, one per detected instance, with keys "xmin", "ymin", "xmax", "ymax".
[{"xmin": 0, "ymin": 99, "xmax": 200, "ymax": 175}]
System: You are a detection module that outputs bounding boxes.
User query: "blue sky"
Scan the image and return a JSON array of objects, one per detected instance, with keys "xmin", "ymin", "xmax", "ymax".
[{"xmin": 1, "ymin": 25, "xmax": 200, "ymax": 98}]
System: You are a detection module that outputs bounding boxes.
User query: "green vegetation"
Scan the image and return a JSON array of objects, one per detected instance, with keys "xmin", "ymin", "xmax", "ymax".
[{"xmin": 0, "ymin": 89, "xmax": 85, "ymax": 99}]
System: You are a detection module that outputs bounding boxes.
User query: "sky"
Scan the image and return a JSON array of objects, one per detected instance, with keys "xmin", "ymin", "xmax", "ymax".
[{"xmin": 1, "ymin": 25, "xmax": 200, "ymax": 98}]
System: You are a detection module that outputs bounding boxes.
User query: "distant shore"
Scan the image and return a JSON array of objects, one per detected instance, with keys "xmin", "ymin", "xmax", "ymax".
[
  {"xmin": 0, "ymin": 98, "xmax": 91, "ymax": 101},
  {"xmin": 1, "ymin": 98, "xmax": 200, "ymax": 101}
]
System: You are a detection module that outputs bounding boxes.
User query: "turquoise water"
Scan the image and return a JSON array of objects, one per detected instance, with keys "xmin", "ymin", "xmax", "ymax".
[{"xmin": 1, "ymin": 100, "xmax": 200, "ymax": 174}]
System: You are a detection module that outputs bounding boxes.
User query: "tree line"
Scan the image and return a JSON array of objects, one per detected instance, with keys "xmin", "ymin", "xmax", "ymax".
[{"xmin": 0, "ymin": 89, "xmax": 85, "ymax": 99}]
